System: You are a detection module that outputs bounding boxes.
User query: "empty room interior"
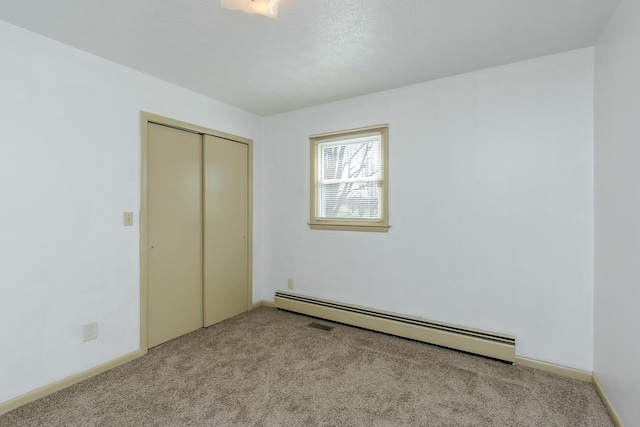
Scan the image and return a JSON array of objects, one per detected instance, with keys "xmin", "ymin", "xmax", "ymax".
[{"xmin": 0, "ymin": 0, "xmax": 638, "ymax": 425}]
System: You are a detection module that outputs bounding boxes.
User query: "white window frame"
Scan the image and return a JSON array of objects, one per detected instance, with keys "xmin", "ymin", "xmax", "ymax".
[{"xmin": 309, "ymin": 125, "xmax": 390, "ymax": 232}]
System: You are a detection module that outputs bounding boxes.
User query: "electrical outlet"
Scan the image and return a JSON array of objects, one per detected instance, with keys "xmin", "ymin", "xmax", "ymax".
[
  {"xmin": 84, "ymin": 322, "xmax": 98, "ymax": 342},
  {"xmin": 123, "ymin": 212, "xmax": 134, "ymax": 226},
  {"xmin": 287, "ymin": 278, "xmax": 294, "ymax": 290}
]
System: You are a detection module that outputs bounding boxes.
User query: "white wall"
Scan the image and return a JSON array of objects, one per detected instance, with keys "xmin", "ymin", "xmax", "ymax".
[
  {"xmin": 0, "ymin": 12, "xmax": 602, "ymax": 407},
  {"xmin": 263, "ymin": 49, "xmax": 594, "ymax": 370},
  {"xmin": 594, "ymin": 0, "xmax": 640, "ymax": 424},
  {"xmin": 0, "ymin": 20, "xmax": 263, "ymax": 404}
]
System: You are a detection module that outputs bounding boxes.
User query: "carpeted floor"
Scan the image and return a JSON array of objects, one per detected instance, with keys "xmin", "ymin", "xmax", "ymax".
[{"xmin": 0, "ymin": 307, "xmax": 612, "ymax": 426}]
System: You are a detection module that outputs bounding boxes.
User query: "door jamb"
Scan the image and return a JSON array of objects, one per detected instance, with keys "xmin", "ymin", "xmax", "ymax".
[{"xmin": 140, "ymin": 111, "xmax": 253, "ymax": 351}]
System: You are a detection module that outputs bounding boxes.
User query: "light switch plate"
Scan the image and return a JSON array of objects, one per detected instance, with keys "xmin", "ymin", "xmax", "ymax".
[{"xmin": 123, "ymin": 212, "xmax": 134, "ymax": 226}]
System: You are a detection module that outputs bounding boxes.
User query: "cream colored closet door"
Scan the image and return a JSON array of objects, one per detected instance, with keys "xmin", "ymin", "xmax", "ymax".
[
  {"xmin": 204, "ymin": 134, "xmax": 249, "ymax": 326},
  {"xmin": 148, "ymin": 123, "xmax": 203, "ymax": 347}
]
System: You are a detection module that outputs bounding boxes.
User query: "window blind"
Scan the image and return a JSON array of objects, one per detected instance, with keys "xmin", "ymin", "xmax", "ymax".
[{"xmin": 316, "ymin": 133, "xmax": 382, "ymax": 221}]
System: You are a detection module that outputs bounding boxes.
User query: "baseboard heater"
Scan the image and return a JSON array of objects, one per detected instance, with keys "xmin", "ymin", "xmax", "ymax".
[{"xmin": 274, "ymin": 291, "xmax": 516, "ymax": 363}]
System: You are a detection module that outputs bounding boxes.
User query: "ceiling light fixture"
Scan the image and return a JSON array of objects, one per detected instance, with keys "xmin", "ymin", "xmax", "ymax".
[{"xmin": 221, "ymin": 0, "xmax": 281, "ymax": 18}]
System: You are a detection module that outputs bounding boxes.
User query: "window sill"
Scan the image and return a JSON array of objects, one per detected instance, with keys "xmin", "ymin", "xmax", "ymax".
[{"xmin": 308, "ymin": 222, "xmax": 391, "ymax": 233}]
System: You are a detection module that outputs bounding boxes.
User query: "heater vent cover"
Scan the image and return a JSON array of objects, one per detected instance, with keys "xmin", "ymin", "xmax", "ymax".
[{"xmin": 308, "ymin": 322, "xmax": 335, "ymax": 332}]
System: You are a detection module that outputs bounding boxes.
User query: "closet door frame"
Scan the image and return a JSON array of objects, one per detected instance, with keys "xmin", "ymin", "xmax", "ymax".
[{"xmin": 139, "ymin": 111, "xmax": 253, "ymax": 351}]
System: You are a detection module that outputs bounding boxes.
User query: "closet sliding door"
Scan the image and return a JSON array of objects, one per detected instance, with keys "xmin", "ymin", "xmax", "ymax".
[
  {"xmin": 147, "ymin": 123, "xmax": 203, "ymax": 348},
  {"xmin": 144, "ymin": 115, "xmax": 251, "ymax": 349},
  {"xmin": 203, "ymin": 134, "xmax": 249, "ymax": 327}
]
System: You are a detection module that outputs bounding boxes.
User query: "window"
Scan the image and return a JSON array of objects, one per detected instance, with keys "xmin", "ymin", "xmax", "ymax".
[{"xmin": 309, "ymin": 125, "xmax": 390, "ymax": 232}]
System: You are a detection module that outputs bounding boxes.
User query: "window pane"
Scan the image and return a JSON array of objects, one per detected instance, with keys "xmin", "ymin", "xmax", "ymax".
[
  {"xmin": 317, "ymin": 135, "xmax": 382, "ymax": 220},
  {"xmin": 318, "ymin": 181, "xmax": 381, "ymax": 219},
  {"xmin": 320, "ymin": 138, "xmax": 381, "ymax": 182}
]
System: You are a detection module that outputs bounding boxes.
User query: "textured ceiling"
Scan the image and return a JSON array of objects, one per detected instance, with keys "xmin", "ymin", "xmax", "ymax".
[{"xmin": 0, "ymin": 0, "xmax": 620, "ymax": 116}]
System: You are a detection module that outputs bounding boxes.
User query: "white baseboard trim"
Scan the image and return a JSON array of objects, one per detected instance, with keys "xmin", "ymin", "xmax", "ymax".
[
  {"xmin": 0, "ymin": 348, "xmax": 146, "ymax": 417},
  {"xmin": 0, "ymin": 318, "xmax": 622, "ymax": 427},
  {"xmin": 592, "ymin": 374, "xmax": 624, "ymax": 427},
  {"xmin": 510, "ymin": 359, "xmax": 622, "ymax": 425},
  {"xmin": 1, "ymin": 303, "xmax": 276, "ymax": 416},
  {"xmin": 514, "ymin": 356, "xmax": 592, "ymax": 382},
  {"xmin": 251, "ymin": 300, "xmax": 274, "ymax": 309}
]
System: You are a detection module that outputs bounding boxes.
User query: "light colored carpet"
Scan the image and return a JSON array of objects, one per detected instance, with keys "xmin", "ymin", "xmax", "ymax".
[{"xmin": 0, "ymin": 307, "xmax": 612, "ymax": 426}]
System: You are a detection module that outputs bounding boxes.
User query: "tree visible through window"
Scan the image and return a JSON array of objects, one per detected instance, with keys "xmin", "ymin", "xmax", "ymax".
[{"xmin": 310, "ymin": 126, "xmax": 389, "ymax": 232}]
